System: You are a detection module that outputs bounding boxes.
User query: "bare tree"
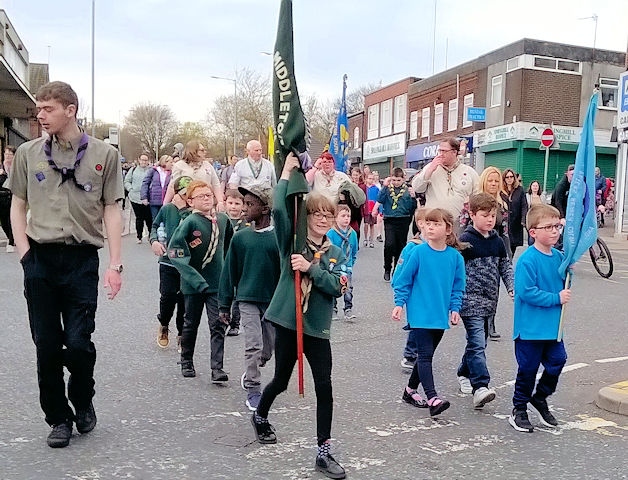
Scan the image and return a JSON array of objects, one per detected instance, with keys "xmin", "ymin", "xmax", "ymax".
[
  {"xmin": 125, "ymin": 103, "xmax": 178, "ymax": 161},
  {"xmin": 206, "ymin": 67, "xmax": 272, "ymax": 156}
]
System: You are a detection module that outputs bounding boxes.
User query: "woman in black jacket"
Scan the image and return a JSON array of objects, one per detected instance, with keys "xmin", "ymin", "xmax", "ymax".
[{"xmin": 501, "ymin": 168, "xmax": 528, "ymax": 256}]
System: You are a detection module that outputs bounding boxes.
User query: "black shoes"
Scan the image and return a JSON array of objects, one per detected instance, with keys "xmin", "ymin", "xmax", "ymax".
[
  {"xmin": 315, "ymin": 454, "xmax": 346, "ymax": 479},
  {"xmin": 47, "ymin": 421, "xmax": 72, "ymax": 448},
  {"xmin": 75, "ymin": 401, "xmax": 97, "ymax": 434},
  {"xmin": 402, "ymin": 388, "xmax": 428, "ymax": 408},
  {"xmin": 530, "ymin": 397, "xmax": 558, "ymax": 427},
  {"xmin": 509, "ymin": 408, "xmax": 534, "ymax": 432},
  {"xmin": 428, "ymin": 397, "xmax": 451, "ymax": 417},
  {"xmin": 180, "ymin": 360, "xmax": 196, "ymax": 377},
  {"xmin": 227, "ymin": 327, "xmax": 240, "ymax": 336},
  {"xmin": 383, "ymin": 271, "xmax": 391, "ymax": 282},
  {"xmin": 211, "ymin": 369, "xmax": 229, "ymax": 383},
  {"xmin": 251, "ymin": 414, "xmax": 277, "ymax": 444}
]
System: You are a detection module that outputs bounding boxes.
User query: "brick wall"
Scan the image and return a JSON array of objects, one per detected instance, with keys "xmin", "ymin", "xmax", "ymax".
[
  {"xmin": 519, "ymin": 70, "xmax": 582, "ymax": 126},
  {"xmin": 407, "ymin": 73, "xmax": 481, "ymax": 145}
]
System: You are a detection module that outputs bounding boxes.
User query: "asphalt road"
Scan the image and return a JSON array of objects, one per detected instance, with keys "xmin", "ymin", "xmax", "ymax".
[{"xmin": 1, "ymin": 228, "xmax": 627, "ymax": 480}]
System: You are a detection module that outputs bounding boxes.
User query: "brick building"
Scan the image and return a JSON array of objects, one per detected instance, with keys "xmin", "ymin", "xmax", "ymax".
[
  {"xmin": 361, "ymin": 77, "xmax": 419, "ymax": 176},
  {"xmin": 405, "ymin": 38, "xmax": 625, "ymax": 191},
  {"xmin": 0, "ymin": 10, "xmax": 46, "ymax": 158}
]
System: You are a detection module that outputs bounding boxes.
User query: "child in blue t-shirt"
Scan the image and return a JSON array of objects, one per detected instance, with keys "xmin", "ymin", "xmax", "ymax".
[
  {"xmin": 391, "ymin": 208, "xmax": 466, "ymax": 417},
  {"xmin": 327, "ymin": 204, "xmax": 359, "ymax": 321},
  {"xmin": 509, "ymin": 204, "xmax": 571, "ymax": 433}
]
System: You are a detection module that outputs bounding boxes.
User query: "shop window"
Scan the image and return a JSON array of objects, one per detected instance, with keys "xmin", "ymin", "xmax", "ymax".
[{"xmin": 448, "ymin": 99, "xmax": 458, "ymax": 131}]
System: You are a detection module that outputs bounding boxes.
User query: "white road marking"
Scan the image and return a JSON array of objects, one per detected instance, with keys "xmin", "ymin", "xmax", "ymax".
[
  {"xmin": 595, "ymin": 356, "xmax": 628, "ymax": 363},
  {"xmin": 500, "ymin": 362, "xmax": 589, "ymax": 388}
]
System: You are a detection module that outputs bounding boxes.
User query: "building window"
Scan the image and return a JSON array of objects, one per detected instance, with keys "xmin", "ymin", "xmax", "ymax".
[
  {"xmin": 462, "ymin": 93, "xmax": 474, "ymax": 128},
  {"xmin": 394, "ymin": 94, "xmax": 407, "ymax": 133},
  {"xmin": 353, "ymin": 127, "xmax": 360, "ymax": 149},
  {"xmin": 599, "ymin": 78, "xmax": 619, "ymax": 109},
  {"xmin": 380, "ymin": 99, "xmax": 393, "ymax": 137},
  {"xmin": 491, "ymin": 75, "xmax": 502, "ymax": 108},
  {"xmin": 434, "ymin": 103, "xmax": 443, "ymax": 135},
  {"xmin": 421, "ymin": 107, "xmax": 430, "ymax": 138},
  {"xmin": 530, "ymin": 55, "xmax": 581, "ymax": 74},
  {"xmin": 534, "ymin": 57, "xmax": 556, "ymax": 69},
  {"xmin": 448, "ymin": 99, "xmax": 458, "ymax": 131},
  {"xmin": 367, "ymin": 104, "xmax": 379, "ymax": 140},
  {"xmin": 506, "ymin": 56, "xmax": 521, "ymax": 72},
  {"xmin": 409, "ymin": 111, "xmax": 418, "ymax": 140}
]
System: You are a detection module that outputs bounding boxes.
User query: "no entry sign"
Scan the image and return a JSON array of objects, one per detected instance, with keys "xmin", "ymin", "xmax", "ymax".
[{"xmin": 541, "ymin": 128, "xmax": 554, "ymax": 148}]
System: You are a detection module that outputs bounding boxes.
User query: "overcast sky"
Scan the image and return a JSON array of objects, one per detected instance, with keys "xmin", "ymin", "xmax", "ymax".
[{"xmin": 2, "ymin": 0, "xmax": 626, "ymax": 125}]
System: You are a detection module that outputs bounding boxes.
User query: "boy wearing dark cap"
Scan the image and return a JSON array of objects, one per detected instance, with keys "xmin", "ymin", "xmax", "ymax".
[
  {"xmin": 149, "ymin": 176, "xmax": 193, "ymax": 351},
  {"xmin": 219, "ymin": 185, "xmax": 280, "ymax": 411}
]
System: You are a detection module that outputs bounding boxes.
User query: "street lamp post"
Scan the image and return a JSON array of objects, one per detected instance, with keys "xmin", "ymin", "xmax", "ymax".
[{"xmin": 210, "ymin": 75, "xmax": 237, "ymax": 156}]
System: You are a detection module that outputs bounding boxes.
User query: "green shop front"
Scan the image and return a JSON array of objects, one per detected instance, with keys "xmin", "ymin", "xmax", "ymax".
[
  {"xmin": 362, "ymin": 133, "xmax": 406, "ymax": 177},
  {"xmin": 474, "ymin": 123, "xmax": 617, "ymax": 192}
]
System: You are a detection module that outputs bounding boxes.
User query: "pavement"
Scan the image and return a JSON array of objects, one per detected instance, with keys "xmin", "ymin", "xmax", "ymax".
[{"xmin": 1, "ymin": 209, "xmax": 628, "ymax": 479}]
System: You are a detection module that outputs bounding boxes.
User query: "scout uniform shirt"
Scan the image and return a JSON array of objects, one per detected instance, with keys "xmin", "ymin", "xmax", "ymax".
[{"xmin": 9, "ymin": 132, "xmax": 123, "ymax": 247}]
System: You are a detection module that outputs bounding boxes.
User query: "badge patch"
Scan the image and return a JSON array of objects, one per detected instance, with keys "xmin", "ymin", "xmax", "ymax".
[
  {"xmin": 193, "ymin": 230, "xmax": 202, "ymax": 237},
  {"xmin": 35, "ymin": 172, "xmax": 45, "ymax": 182},
  {"xmin": 36, "ymin": 162, "xmax": 48, "ymax": 171},
  {"xmin": 95, "ymin": 164, "xmax": 103, "ymax": 171},
  {"xmin": 189, "ymin": 238, "xmax": 202, "ymax": 248}
]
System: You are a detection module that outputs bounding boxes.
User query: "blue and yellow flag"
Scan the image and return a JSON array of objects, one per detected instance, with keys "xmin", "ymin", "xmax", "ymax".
[
  {"xmin": 559, "ymin": 91, "xmax": 599, "ymax": 278},
  {"xmin": 329, "ymin": 74, "xmax": 350, "ymax": 173}
]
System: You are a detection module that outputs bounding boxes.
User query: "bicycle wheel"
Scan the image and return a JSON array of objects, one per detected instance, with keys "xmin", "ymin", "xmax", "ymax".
[{"xmin": 589, "ymin": 238, "xmax": 613, "ymax": 278}]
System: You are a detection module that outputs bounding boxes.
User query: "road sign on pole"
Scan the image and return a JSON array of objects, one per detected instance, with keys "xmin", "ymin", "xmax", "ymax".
[{"xmin": 541, "ymin": 127, "xmax": 554, "ymax": 148}]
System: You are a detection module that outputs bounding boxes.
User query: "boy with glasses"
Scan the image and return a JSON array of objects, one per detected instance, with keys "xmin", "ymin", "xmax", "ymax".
[{"xmin": 509, "ymin": 204, "xmax": 570, "ymax": 432}]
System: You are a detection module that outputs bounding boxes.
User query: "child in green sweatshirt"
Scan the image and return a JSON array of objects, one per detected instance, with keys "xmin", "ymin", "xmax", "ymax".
[{"xmin": 168, "ymin": 180, "xmax": 233, "ymax": 382}]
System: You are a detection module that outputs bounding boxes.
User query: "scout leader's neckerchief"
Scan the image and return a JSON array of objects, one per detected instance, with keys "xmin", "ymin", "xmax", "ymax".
[
  {"xmin": 440, "ymin": 159, "xmax": 461, "ymax": 194},
  {"xmin": 300, "ymin": 236, "xmax": 332, "ymax": 314},
  {"xmin": 43, "ymin": 133, "xmax": 93, "ymax": 191},
  {"xmin": 388, "ymin": 183, "xmax": 406, "ymax": 210},
  {"xmin": 247, "ymin": 158, "xmax": 263, "ymax": 179},
  {"xmin": 199, "ymin": 209, "xmax": 219, "ymax": 268}
]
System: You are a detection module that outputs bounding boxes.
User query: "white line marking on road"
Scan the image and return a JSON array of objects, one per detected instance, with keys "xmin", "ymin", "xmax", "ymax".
[
  {"xmin": 595, "ymin": 356, "xmax": 628, "ymax": 363},
  {"xmin": 500, "ymin": 363, "xmax": 589, "ymax": 388}
]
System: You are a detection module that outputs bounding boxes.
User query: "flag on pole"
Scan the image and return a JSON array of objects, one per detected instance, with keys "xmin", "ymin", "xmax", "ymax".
[
  {"xmin": 267, "ymin": 126, "xmax": 275, "ymax": 163},
  {"xmin": 329, "ymin": 74, "xmax": 350, "ymax": 173},
  {"xmin": 559, "ymin": 91, "xmax": 599, "ymax": 278},
  {"xmin": 272, "ymin": 0, "xmax": 309, "ymax": 396}
]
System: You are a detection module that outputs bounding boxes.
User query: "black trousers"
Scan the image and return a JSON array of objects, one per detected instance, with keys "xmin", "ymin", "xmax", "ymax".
[
  {"xmin": 22, "ymin": 240, "xmax": 99, "ymax": 426},
  {"xmin": 383, "ymin": 216, "xmax": 412, "ymax": 272},
  {"xmin": 158, "ymin": 263, "xmax": 185, "ymax": 336},
  {"xmin": 181, "ymin": 293, "xmax": 226, "ymax": 370},
  {"xmin": 257, "ymin": 324, "xmax": 333, "ymax": 446},
  {"xmin": 131, "ymin": 201, "xmax": 152, "ymax": 240}
]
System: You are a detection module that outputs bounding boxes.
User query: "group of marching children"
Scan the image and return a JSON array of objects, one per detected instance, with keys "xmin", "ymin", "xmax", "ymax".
[
  {"xmin": 392, "ymin": 193, "xmax": 570, "ymax": 433},
  {"xmin": 147, "ymin": 153, "xmax": 356, "ymax": 479}
]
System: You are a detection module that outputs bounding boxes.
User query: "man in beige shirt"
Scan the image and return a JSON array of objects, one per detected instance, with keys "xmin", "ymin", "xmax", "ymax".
[{"xmin": 9, "ymin": 81, "xmax": 123, "ymax": 449}]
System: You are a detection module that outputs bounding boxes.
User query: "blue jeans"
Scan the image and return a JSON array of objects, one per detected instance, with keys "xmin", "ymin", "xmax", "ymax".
[
  {"xmin": 333, "ymin": 274, "xmax": 353, "ymax": 312},
  {"xmin": 513, "ymin": 339, "xmax": 567, "ymax": 410},
  {"xmin": 457, "ymin": 316, "xmax": 490, "ymax": 390},
  {"xmin": 407, "ymin": 328, "xmax": 444, "ymax": 400}
]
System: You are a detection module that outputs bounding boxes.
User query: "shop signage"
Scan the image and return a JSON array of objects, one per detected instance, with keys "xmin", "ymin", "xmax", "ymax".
[{"xmin": 363, "ymin": 133, "xmax": 406, "ymax": 160}]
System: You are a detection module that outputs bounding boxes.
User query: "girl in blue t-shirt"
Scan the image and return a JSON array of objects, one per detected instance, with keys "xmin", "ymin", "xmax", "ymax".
[{"xmin": 391, "ymin": 208, "xmax": 466, "ymax": 417}]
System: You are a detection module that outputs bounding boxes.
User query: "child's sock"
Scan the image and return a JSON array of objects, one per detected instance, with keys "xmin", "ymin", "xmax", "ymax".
[
  {"xmin": 427, "ymin": 397, "xmax": 443, "ymax": 407},
  {"xmin": 317, "ymin": 441, "xmax": 331, "ymax": 458},
  {"xmin": 254, "ymin": 412, "xmax": 269, "ymax": 424}
]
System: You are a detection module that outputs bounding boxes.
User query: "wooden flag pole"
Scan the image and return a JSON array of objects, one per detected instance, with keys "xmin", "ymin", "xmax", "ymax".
[
  {"xmin": 556, "ymin": 271, "xmax": 571, "ymax": 342},
  {"xmin": 293, "ymin": 194, "xmax": 305, "ymax": 397}
]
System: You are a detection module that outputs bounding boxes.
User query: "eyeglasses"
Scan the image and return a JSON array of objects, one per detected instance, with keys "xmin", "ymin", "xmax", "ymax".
[
  {"xmin": 533, "ymin": 223, "xmax": 563, "ymax": 232},
  {"xmin": 191, "ymin": 193, "xmax": 213, "ymax": 200},
  {"xmin": 311, "ymin": 211, "xmax": 335, "ymax": 221},
  {"xmin": 437, "ymin": 148, "xmax": 455, "ymax": 154},
  {"xmin": 505, "ymin": 175, "xmax": 515, "ymax": 179}
]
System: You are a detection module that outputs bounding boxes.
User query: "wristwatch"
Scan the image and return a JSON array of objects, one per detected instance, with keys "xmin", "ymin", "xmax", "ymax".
[{"xmin": 109, "ymin": 264, "xmax": 124, "ymax": 273}]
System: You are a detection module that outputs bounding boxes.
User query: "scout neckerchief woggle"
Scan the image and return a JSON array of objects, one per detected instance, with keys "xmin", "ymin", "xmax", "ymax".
[
  {"xmin": 43, "ymin": 133, "xmax": 93, "ymax": 192},
  {"xmin": 389, "ymin": 183, "xmax": 405, "ymax": 210}
]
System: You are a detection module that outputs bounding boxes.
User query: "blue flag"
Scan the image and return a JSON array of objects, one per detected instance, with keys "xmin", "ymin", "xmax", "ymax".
[
  {"xmin": 329, "ymin": 74, "xmax": 350, "ymax": 173},
  {"xmin": 559, "ymin": 92, "xmax": 599, "ymax": 278}
]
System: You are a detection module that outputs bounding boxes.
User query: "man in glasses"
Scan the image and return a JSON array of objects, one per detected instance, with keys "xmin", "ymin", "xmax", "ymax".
[
  {"xmin": 412, "ymin": 137, "xmax": 479, "ymax": 232},
  {"xmin": 9, "ymin": 81, "xmax": 124, "ymax": 448}
]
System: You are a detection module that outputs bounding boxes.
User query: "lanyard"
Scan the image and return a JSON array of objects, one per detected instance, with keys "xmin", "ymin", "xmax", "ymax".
[
  {"xmin": 247, "ymin": 159, "xmax": 262, "ymax": 179},
  {"xmin": 43, "ymin": 133, "xmax": 93, "ymax": 192}
]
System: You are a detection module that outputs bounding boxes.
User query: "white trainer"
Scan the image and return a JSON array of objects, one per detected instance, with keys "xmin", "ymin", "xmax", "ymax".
[
  {"xmin": 473, "ymin": 387, "xmax": 496, "ymax": 409},
  {"xmin": 458, "ymin": 376, "xmax": 473, "ymax": 394}
]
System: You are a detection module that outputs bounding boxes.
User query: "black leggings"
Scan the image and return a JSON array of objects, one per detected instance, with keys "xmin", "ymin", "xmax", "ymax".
[
  {"xmin": 407, "ymin": 328, "xmax": 445, "ymax": 400},
  {"xmin": 257, "ymin": 324, "xmax": 333, "ymax": 446},
  {"xmin": 131, "ymin": 202, "xmax": 152, "ymax": 240},
  {"xmin": 0, "ymin": 196, "xmax": 14, "ymax": 245}
]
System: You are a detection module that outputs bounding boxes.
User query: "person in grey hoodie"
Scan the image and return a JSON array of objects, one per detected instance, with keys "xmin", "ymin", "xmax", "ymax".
[{"xmin": 124, "ymin": 153, "xmax": 152, "ymax": 243}]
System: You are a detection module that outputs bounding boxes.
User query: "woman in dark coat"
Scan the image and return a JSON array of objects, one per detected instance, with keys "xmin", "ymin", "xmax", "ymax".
[{"xmin": 501, "ymin": 168, "xmax": 528, "ymax": 256}]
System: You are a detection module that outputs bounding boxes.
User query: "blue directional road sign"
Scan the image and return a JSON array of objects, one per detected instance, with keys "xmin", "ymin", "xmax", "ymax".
[{"xmin": 467, "ymin": 107, "xmax": 486, "ymax": 122}]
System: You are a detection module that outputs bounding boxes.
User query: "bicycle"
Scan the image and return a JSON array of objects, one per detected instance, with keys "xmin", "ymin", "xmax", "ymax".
[{"xmin": 589, "ymin": 208, "xmax": 613, "ymax": 278}]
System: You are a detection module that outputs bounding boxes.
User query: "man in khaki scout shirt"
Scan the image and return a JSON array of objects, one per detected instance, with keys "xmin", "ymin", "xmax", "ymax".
[{"xmin": 9, "ymin": 81, "xmax": 124, "ymax": 448}]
